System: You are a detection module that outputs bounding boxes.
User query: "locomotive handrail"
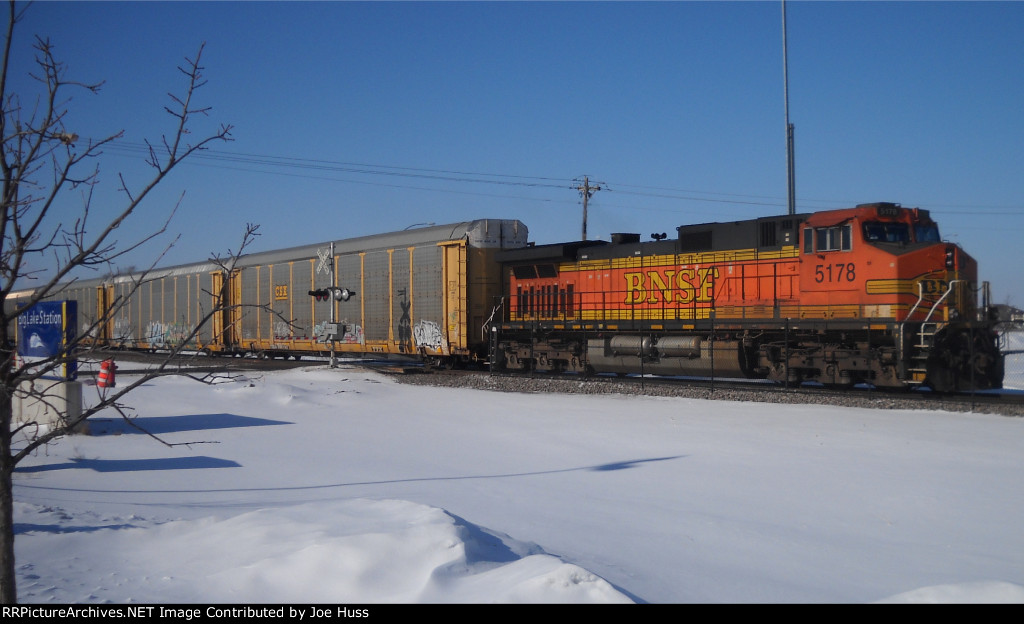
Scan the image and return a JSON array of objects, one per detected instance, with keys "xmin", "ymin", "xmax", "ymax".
[
  {"xmin": 899, "ymin": 279, "xmax": 962, "ymax": 367},
  {"xmin": 923, "ymin": 279, "xmax": 962, "ymax": 324},
  {"xmin": 904, "ymin": 281, "xmax": 927, "ymax": 323},
  {"xmin": 482, "ymin": 298, "xmax": 504, "ymax": 342},
  {"xmin": 904, "ymin": 277, "xmax": 961, "ymax": 325},
  {"xmin": 898, "ymin": 282, "xmax": 927, "ymax": 366}
]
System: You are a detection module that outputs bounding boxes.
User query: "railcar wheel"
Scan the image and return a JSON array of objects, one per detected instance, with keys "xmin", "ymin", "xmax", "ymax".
[{"xmin": 424, "ymin": 356, "xmax": 454, "ymax": 370}]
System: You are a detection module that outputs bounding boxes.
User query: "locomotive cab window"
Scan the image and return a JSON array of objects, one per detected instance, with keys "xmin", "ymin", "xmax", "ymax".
[{"xmin": 808, "ymin": 224, "xmax": 852, "ymax": 252}]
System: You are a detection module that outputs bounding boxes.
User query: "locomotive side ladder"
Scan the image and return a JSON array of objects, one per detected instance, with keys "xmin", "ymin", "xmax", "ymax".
[{"xmin": 900, "ymin": 280, "xmax": 962, "ymax": 384}]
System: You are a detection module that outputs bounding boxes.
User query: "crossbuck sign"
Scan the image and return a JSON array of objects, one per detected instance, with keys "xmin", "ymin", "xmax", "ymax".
[{"xmin": 316, "ymin": 247, "xmax": 332, "ymax": 275}]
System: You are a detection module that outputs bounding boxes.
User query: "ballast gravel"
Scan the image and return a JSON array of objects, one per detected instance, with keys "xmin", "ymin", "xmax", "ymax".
[{"xmin": 389, "ymin": 370, "xmax": 1024, "ymax": 417}]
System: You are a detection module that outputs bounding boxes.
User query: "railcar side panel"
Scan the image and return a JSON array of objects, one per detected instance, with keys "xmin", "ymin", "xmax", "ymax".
[
  {"xmin": 336, "ymin": 252, "xmax": 364, "ymax": 347},
  {"xmin": 412, "ymin": 246, "xmax": 443, "ymax": 352},
  {"xmin": 441, "ymin": 240, "xmax": 468, "ymax": 354}
]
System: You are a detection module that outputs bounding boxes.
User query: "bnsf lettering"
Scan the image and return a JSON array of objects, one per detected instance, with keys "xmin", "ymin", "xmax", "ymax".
[
  {"xmin": 624, "ymin": 268, "xmax": 719, "ymax": 304},
  {"xmin": 920, "ymin": 279, "xmax": 947, "ymax": 295}
]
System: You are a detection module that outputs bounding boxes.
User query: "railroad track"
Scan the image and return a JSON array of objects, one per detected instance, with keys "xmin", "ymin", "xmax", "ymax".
[
  {"xmin": 79, "ymin": 349, "xmax": 1024, "ymax": 416},
  {"xmin": 388, "ymin": 366, "xmax": 1024, "ymax": 417},
  {"xmin": 76, "ymin": 349, "xmax": 335, "ymax": 377}
]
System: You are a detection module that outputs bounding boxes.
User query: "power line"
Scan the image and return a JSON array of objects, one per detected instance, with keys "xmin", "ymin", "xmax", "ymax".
[
  {"xmin": 91, "ymin": 138, "xmax": 1024, "ymax": 217},
  {"xmin": 98, "ymin": 139, "xmax": 573, "ymax": 190}
]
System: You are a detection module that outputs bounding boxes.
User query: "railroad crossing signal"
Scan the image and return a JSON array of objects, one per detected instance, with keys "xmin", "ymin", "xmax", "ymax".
[
  {"xmin": 316, "ymin": 247, "xmax": 332, "ymax": 275},
  {"xmin": 308, "ymin": 287, "xmax": 356, "ymax": 302}
]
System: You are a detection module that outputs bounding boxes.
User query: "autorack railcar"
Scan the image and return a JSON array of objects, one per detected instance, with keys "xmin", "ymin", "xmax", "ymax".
[{"xmin": 48, "ymin": 219, "xmax": 529, "ymax": 364}]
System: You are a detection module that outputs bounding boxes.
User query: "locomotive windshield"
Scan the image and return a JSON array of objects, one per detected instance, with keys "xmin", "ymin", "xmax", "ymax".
[
  {"xmin": 863, "ymin": 221, "xmax": 941, "ymax": 244},
  {"xmin": 863, "ymin": 222, "xmax": 910, "ymax": 243}
]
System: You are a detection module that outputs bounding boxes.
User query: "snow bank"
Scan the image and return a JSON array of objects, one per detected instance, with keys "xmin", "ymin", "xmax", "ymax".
[{"xmin": 15, "ymin": 499, "xmax": 629, "ymax": 603}]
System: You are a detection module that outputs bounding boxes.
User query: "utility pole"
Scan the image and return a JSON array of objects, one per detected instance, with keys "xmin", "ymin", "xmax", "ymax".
[
  {"xmin": 329, "ymin": 240, "xmax": 336, "ymax": 368},
  {"xmin": 782, "ymin": 0, "xmax": 796, "ymax": 215},
  {"xmin": 575, "ymin": 176, "xmax": 603, "ymax": 241}
]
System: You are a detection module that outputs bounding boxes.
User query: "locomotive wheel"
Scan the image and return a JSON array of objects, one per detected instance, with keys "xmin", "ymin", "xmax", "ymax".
[{"xmin": 925, "ymin": 357, "xmax": 957, "ymax": 393}]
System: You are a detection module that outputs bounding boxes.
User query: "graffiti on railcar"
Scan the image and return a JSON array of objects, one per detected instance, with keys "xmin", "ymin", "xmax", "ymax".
[
  {"xmin": 312, "ymin": 320, "xmax": 329, "ymax": 343},
  {"xmin": 414, "ymin": 320, "xmax": 446, "ymax": 351},
  {"xmin": 145, "ymin": 321, "xmax": 189, "ymax": 348},
  {"xmin": 274, "ymin": 321, "xmax": 292, "ymax": 340},
  {"xmin": 80, "ymin": 321, "xmax": 99, "ymax": 339},
  {"xmin": 398, "ymin": 289, "xmax": 412, "ymax": 352},
  {"xmin": 342, "ymin": 323, "xmax": 364, "ymax": 345},
  {"xmin": 113, "ymin": 319, "xmax": 134, "ymax": 343},
  {"xmin": 312, "ymin": 320, "xmax": 365, "ymax": 345}
]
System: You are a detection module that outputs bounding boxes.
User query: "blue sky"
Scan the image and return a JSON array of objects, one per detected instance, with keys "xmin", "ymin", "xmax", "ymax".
[{"xmin": 10, "ymin": 1, "xmax": 1024, "ymax": 304}]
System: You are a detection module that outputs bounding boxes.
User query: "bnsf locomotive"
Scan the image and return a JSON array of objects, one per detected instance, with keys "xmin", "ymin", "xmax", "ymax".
[
  {"xmin": 22, "ymin": 202, "xmax": 1003, "ymax": 392},
  {"xmin": 492, "ymin": 202, "xmax": 1003, "ymax": 392}
]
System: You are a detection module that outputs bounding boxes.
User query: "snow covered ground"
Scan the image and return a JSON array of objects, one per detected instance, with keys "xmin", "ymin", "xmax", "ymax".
[{"xmin": 12, "ymin": 354, "xmax": 1024, "ymax": 603}]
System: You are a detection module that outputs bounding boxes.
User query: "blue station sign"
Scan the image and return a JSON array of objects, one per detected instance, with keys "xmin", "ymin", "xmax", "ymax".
[{"xmin": 17, "ymin": 300, "xmax": 78, "ymax": 381}]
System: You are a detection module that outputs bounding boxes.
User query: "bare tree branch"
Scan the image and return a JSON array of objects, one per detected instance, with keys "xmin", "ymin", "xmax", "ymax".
[{"xmin": 0, "ymin": 5, "xmax": 238, "ymax": 602}]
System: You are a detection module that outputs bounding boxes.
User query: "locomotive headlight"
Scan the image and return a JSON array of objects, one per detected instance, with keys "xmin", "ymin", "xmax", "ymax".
[{"xmin": 945, "ymin": 247, "xmax": 956, "ymax": 269}]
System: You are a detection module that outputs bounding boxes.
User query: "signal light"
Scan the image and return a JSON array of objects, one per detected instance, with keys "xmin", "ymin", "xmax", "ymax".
[{"xmin": 308, "ymin": 288, "xmax": 356, "ymax": 302}]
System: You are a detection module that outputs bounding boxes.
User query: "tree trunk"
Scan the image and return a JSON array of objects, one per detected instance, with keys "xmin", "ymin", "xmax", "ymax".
[{"xmin": 0, "ymin": 393, "xmax": 16, "ymax": 604}]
